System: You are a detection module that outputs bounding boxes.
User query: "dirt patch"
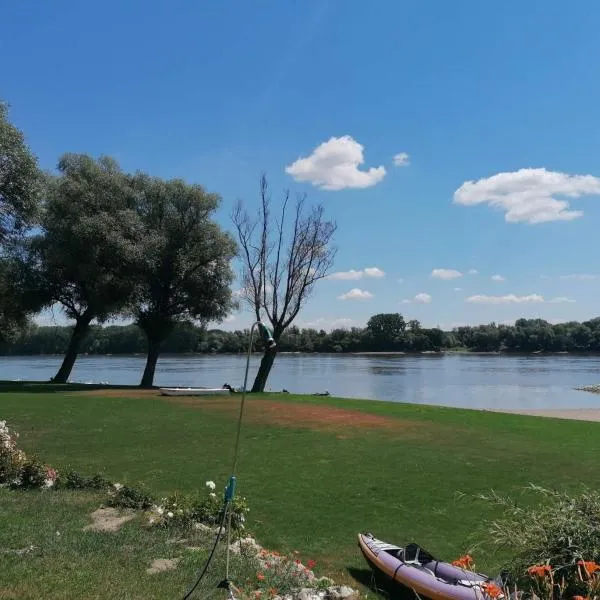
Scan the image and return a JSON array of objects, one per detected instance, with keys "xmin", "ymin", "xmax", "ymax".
[
  {"xmin": 164, "ymin": 397, "xmax": 425, "ymax": 434},
  {"xmin": 83, "ymin": 507, "xmax": 135, "ymax": 532},
  {"xmin": 146, "ymin": 558, "xmax": 180, "ymax": 574}
]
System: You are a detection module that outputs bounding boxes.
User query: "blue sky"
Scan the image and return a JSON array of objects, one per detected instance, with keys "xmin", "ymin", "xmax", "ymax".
[{"xmin": 4, "ymin": 0, "xmax": 600, "ymax": 331}]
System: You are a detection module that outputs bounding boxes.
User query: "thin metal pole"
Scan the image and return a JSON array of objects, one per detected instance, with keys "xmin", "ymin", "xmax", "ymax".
[
  {"xmin": 230, "ymin": 321, "xmax": 258, "ymax": 478},
  {"xmin": 224, "ymin": 321, "xmax": 258, "ymax": 587}
]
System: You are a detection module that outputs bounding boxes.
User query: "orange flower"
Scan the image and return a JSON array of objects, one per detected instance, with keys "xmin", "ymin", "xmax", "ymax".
[
  {"xmin": 452, "ymin": 555, "xmax": 474, "ymax": 569},
  {"xmin": 482, "ymin": 583, "xmax": 503, "ymax": 599},
  {"xmin": 578, "ymin": 561, "xmax": 600, "ymax": 575},
  {"xmin": 257, "ymin": 573, "xmax": 265, "ymax": 581},
  {"xmin": 254, "ymin": 592, "xmax": 262, "ymax": 598},
  {"xmin": 527, "ymin": 565, "xmax": 552, "ymax": 578},
  {"xmin": 268, "ymin": 588, "xmax": 279, "ymax": 597},
  {"xmin": 572, "ymin": 596, "xmax": 587, "ymax": 600},
  {"xmin": 307, "ymin": 560, "xmax": 317, "ymax": 569}
]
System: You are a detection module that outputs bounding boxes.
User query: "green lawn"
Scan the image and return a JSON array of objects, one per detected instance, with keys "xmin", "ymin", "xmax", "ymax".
[{"xmin": 1, "ymin": 385, "xmax": 600, "ymax": 599}]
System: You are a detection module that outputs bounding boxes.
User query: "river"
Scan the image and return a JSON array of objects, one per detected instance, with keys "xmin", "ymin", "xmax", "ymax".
[{"xmin": 2, "ymin": 353, "xmax": 600, "ymax": 410}]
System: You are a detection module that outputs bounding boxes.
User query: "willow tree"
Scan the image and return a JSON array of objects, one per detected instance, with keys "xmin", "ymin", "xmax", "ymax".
[
  {"xmin": 0, "ymin": 102, "xmax": 45, "ymax": 340},
  {"xmin": 129, "ymin": 173, "xmax": 237, "ymax": 388},
  {"xmin": 232, "ymin": 175, "xmax": 337, "ymax": 392},
  {"xmin": 27, "ymin": 154, "xmax": 141, "ymax": 383}
]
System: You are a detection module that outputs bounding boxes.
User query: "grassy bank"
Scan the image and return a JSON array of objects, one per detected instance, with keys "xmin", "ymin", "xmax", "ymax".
[{"xmin": 1, "ymin": 384, "xmax": 600, "ymax": 598}]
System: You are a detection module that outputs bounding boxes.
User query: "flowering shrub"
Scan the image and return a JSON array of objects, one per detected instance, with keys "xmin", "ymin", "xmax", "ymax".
[
  {"xmin": 1, "ymin": 420, "xmax": 58, "ymax": 489},
  {"xmin": 472, "ymin": 484, "xmax": 600, "ymax": 597},
  {"xmin": 0, "ymin": 419, "xmax": 26, "ymax": 484},
  {"xmin": 145, "ymin": 481, "xmax": 249, "ymax": 531},
  {"xmin": 107, "ymin": 483, "xmax": 155, "ymax": 510},
  {"xmin": 233, "ymin": 546, "xmax": 327, "ymax": 600},
  {"xmin": 452, "ymin": 554, "xmax": 600, "ymax": 600}
]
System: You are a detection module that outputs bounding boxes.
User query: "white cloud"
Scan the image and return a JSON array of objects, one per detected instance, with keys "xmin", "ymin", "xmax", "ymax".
[
  {"xmin": 431, "ymin": 268, "xmax": 462, "ymax": 280},
  {"xmin": 337, "ymin": 288, "xmax": 373, "ymax": 300},
  {"xmin": 397, "ymin": 278, "xmax": 404, "ymax": 284},
  {"xmin": 402, "ymin": 293, "xmax": 432, "ymax": 304},
  {"xmin": 491, "ymin": 274, "xmax": 506, "ymax": 282},
  {"xmin": 299, "ymin": 317, "xmax": 356, "ymax": 330},
  {"xmin": 393, "ymin": 152, "xmax": 410, "ymax": 167},
  {"xmin": 285, "ymin": 135, "xmax": 386, "ymax": 190},
  {"xmin": 224, "ymin": 315, "xmax": 237, "ymax": 323},
  {"xmin": 558, "ymin": 274, "xmax": 598, "ymax": 280},
  {"xmin": 363, "ymin": 267, "xmax": 385, "ymax": 278},
  {"xmin": 465, "ymin": 293, "xmax": 544, "ymax": 304},
  {"xmin": 453, "ymin": 167, "xmax": 600, "ymax": 224},
  {"xmin": 327, "ymin": 267, "xmax": 385, "ymax": 280},
  {"xmin": 549, "ymin": 296, "xmax": 576, "ymax": 303},
  {"xmin": 453, "ymin": 287, "xmax": 462, "ymax": 292},
  {"xmin": 468, "ymin": 269, "xmax": 479, "ymax": 275}
]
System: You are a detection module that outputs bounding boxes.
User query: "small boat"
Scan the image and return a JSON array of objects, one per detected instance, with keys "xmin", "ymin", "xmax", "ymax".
[
  {"xmin": 159, "ymin": 387, "xmax": 231, "ymax": 397},
  {"xmin": 357, "ymin": 533, "xmax": 501, "ymax": 600}
]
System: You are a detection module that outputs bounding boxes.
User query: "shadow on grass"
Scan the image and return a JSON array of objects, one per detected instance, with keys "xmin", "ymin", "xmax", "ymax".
[
  {"xmin": 0, "ymin": 380, "xmax": 147, "ymax": 394},
  {"xmin": 347, "ymin": 567, "xmax": 417, "ymax": 600}
]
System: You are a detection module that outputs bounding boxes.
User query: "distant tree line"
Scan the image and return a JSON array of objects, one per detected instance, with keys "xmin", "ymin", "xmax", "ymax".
[{"xmin": 3, "ymin": 314, "xmax": 600, "ymax": 356}]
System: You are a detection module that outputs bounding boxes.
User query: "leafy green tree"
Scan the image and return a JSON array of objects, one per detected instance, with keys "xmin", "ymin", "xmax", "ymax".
[
  {"xmin": 366, "ymin": 313, "xmax": 406, "ymax": 350},
  {"xmin": 27, "ymin": 154, "xmax": 141, "ymax": 383},
  {"xmin": 129, "ymin": 173, "xmax": 237, "ymax": 387},
  {"xmin": 0, "ymin": 102, "xmax": 45, "ymax": 339},
  {"xmin": 0, "ymin": 103, "xmax": 43, "ymax": 243},
  {"xmin": 232, "ymin": 174, "xmax": 337, "ymax": 392}
]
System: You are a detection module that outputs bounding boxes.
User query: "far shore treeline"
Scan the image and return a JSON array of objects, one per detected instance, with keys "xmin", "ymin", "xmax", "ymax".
[{"xmin": 4, "ymin": 314, "xmax": 600, "ymax": 355}]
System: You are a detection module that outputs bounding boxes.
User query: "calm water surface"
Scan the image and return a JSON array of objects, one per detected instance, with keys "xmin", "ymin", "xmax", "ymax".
[{"xmin": 2, "ymin": 353, "xmax": 600, "ymax": 410}]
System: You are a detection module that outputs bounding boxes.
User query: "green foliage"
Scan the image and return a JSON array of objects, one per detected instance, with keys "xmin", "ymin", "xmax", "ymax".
[
  {"xmin": 106, "ymin": 484, "xmax": 155, "ymax": 510},
  {"xmin": 58, "ymin": 470, "xmax": 112, "ymax": 490},
  {"xmin": 10, "ymin": 315, "xmax": 600, "ymax": 355},
  {"xmin": 15, "ymin": 457, "xmax": 48, "ymax": 489},
  {"xmin": 0, "ymin": 102, "xmax": 44, "ymax": 243},
  {"xmin": 474, "ymin": 485, "xmax": 600, "ymax": 596},
  {"xmin": 127, "ymin": 172, "xmax": 237, "ymax": 386}
]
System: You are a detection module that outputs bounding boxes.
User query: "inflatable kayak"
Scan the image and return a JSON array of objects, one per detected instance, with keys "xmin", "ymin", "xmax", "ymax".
[{"xmin": 357, "ymin": 533, "xmax": 503, "ymax": 600}]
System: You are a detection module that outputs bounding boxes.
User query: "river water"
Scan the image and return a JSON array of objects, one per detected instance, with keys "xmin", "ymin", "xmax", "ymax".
[{"xmin": 2, "ymin": 353, "xmax": 600, "ymax": 410}]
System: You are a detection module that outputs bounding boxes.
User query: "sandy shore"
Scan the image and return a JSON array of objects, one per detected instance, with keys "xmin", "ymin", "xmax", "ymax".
[{"xmin": 490, "ymin": 408, "xmax": 600, "ymax": 422}]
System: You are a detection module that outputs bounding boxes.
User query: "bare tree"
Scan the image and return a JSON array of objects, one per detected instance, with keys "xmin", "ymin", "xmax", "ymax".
[{"xmin": 232, "ymin": 174, "xmax": 337, "ymax": 392}]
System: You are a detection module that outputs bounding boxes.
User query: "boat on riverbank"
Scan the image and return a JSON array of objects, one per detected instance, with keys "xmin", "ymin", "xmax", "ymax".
[
  {"xmin": 357, "ymin": 533, "xmax": 500, "ymax": 600},
  {"xmin": 159, "ymin": 387, "xmax": 230, "ymax": 396}
]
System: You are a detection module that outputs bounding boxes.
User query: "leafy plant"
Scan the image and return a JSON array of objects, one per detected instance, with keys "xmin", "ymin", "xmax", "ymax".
[
  {"xmin": 106, "ymin": 484, "xmax": 155, "ymax": 510},
  {"xmin": 473, "ymin": 484, "xmax": 600, "ymax": 596}
]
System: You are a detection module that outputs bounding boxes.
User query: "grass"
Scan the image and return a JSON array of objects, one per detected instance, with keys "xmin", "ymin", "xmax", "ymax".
[{"xmin": 1, "ymin": 383, "xmax": 600, "ymax": 599}]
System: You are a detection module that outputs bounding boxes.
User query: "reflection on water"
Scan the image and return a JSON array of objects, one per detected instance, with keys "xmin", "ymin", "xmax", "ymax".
[{"xmin": 1, "ymin": 353, "xmax": 600, "ymax": 410}]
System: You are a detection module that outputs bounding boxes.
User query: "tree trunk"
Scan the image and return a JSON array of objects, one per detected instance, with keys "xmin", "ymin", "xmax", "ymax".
[
  {"xmin": 52, "ymin": 315, "xmax": 92, "ymax": 383},
  {"xmin": 140, "ymin": 337, "xmax": 161, "ymax": 388},
  {"xmin": 251, "ymin": 345, "xmax": 277, "ymax": 392}
]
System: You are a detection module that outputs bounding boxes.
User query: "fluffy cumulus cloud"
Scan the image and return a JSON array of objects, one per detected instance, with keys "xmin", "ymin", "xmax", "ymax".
[
  {"xmin": 453, "ymin": 287, "xmax": 462, "ymax": 292},
  {"xmin": 453, "ymin": 167, "xmax": 600, "ymax": 224},
  {"xmin": 465, "ymin": 294, "xmax": 544, "ymax": 304},
  {"xmin": 337, "ymin": 288, "xmax": 373, "ymax": 300},
  {"xmin": 285, "ymin": 135, "xmax": 386, "ymax": 190},
  {"xmin": 393, "ymin": 152, "xmax": 410, "ymax": 167},
  {"xmin": 490, "ymin": 274, "xmax": 506, "ymax": 282},
  {"xmin": 431, "ymin": 268, "xmax": 462, "ymax": 280},
  {"xmin": 402, "ymin": 293, "xmax": 432, "ymax": 304},
  {"xmin": 327, "ymin": 267, "xmax": 385, "ymax": 280}
]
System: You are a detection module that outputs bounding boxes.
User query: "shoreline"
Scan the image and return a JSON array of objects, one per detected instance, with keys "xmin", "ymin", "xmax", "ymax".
[{"xmin": 487, "ymin": 407, "xmax": 600, "ymax": 422}]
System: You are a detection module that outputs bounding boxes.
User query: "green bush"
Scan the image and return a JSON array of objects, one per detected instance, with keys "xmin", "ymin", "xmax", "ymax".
[
  {"xmin": 58, "ymin": 470, "xmax": 112, "ymax": 490},
  {"xmin": 475, "ymin": 484, "xmax": 600, "ymax": 597},
  {"xmin": 106, "ymin": 484, "xmax": 155, "ymax": 510},
  {"xmin": 16, "ymin": 458, "xmax": 48, "ymax": 489}
]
